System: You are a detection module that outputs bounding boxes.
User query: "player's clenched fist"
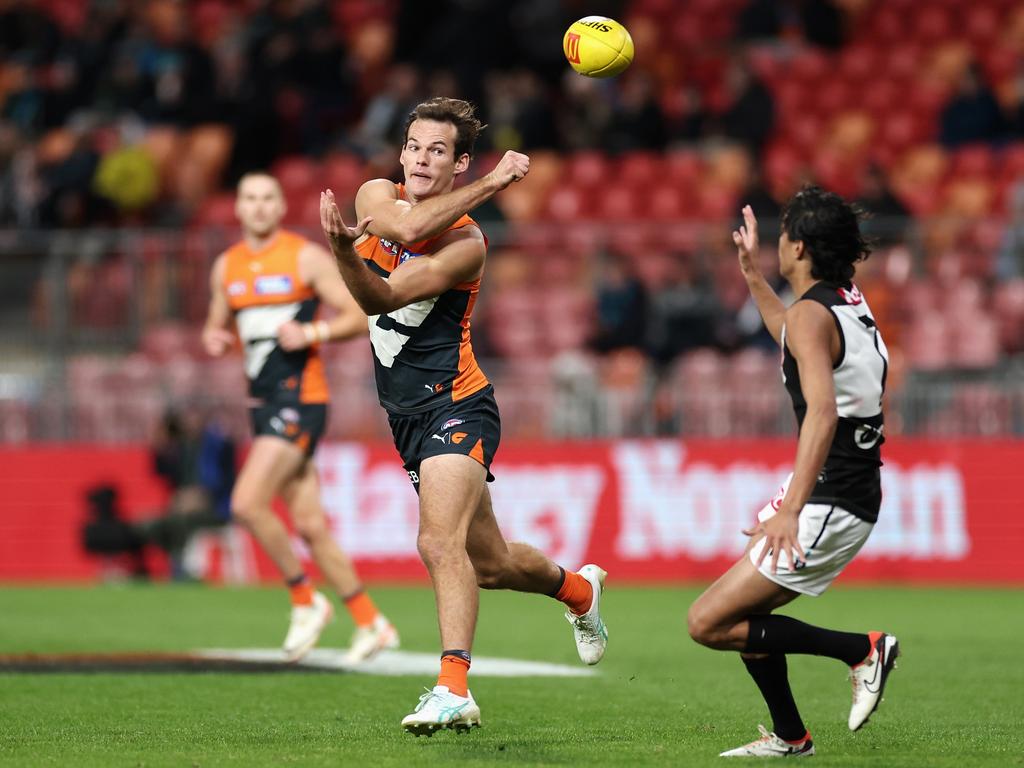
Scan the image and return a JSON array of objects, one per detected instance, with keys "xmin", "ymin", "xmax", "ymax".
[{"xmin": 488, "ymin": 150, "xmax": 530, "ymax": 190}]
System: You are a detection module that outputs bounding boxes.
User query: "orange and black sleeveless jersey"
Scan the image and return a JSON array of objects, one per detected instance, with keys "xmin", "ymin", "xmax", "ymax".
[
  {"xmin": 354, "ymin": 184, "xmax": 489, "ymax": 414},
  {"xmin": 222, "ymin": 229, "xmax": 329, "ymax": 405}
]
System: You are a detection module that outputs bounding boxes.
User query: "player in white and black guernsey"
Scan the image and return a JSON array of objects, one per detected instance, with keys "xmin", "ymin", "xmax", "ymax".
[{"xmin": 687, "ymin": 188, "xmax": 899, "ymax": 758}]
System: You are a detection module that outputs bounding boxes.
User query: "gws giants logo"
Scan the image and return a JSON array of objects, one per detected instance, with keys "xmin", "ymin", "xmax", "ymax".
[{"xmin": 565, "ymin": 33, "xmax": 581, "ymax": 64}]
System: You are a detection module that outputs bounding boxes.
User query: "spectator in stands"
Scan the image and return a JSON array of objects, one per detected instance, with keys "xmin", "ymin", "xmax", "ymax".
[
  {"xmin": 715, "ymin": 56, "xmax": 775, "ymax": 157},
  {"xmin": 606, "ymin": 71, "xmax": 668, "ymax": 153},
  {"xmin": 645, "ymin": 254, "xmax": 723, "ymax": 365},
  {"xmin": 939, "ymin": 63, "xmax": 1005, "ymax": 148},
  {"xmin": 856, "ymin": 165, "xmax": 909, "ymax": 246},
  {"xmin": 352, "ymin": 64, "xmax": 423, "ymax": 158},
  {"xmin": 590, "ymin": 252, "xmax": 648, "ymax": 354},
  {"xmin": 736, "ymin": 0, "xmax": 845, "ymax": 49},
  {"xmin": 81, "ymin": 484, "xmax": 149, "ymax": 580},
  {"xmin": 667, "ymin": 84, "xmax": 708, "ymax": 146},
  {"xmin": 557, "ymin": 70, "xmax": 613, "ymax": 151},
  {"xmin": 150, "ymin": 409, "xmax": 234, "ymax": 580},
  {"xmin": 997, "ymin": 182, "xmax": 1024, "ymax": 278}
]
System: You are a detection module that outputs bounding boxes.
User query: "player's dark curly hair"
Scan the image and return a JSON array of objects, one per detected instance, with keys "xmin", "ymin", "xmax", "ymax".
[
  {"xmin": 781, "ymin": 186, "xmax": 871, "ymax": 284},
  {"xmin": 404, "ymin": 97, "xmax": 486, "ymax": 158}
]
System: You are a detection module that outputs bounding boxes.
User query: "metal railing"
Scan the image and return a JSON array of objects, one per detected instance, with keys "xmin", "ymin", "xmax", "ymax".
[{"xmin": 0, "ymin": 220, "xmax": 1021, "ymax": 443}]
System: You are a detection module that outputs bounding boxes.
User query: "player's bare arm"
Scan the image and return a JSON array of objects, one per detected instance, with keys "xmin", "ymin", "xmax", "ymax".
[
  {"xmin": 202, "ymin": 254, "xmax": 235, "ymax": 357},
  {"xmin": 749, "ymin": 300, "xmax": 838, "ymax": 573},
  {"xmin": 321, "ymin": 190, "xmax": 485, "ymax": 316},
  {"xmin": 355, "ymin": 149, "xmax": 528, "ymax": 245},
  {"xmin": 734, "ymin": 205, "xmax": 786, "ymax": 345},
  {"xmin": 277, "ymin": 243, "xmax": 368, "ymax": 352}
]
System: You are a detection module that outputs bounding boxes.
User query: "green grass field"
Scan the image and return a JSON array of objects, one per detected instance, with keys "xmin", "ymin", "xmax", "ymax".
[{"xmin": 1, "ymin": 584, "xmax": 1022, "ymax": 767}]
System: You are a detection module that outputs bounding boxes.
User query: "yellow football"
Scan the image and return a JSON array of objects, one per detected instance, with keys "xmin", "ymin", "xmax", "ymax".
[{"xmin": 563, "ymin": 16, "xmax": 634, "ymax": 78}]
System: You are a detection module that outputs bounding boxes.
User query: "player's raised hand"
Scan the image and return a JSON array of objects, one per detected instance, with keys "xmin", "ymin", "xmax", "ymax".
[
  {"xmin": 732, "ymin": 205, "xmax": 760, "ymax": 274},
  {"xmin": 202, "ymin": 327, "xmax": 235, "ymax": 357},
  {"xmin": 320, "ymin": 190, "xmax": 373, "ymax": 249},
  {"xmin": 488, "ymin": 150, "xmax": 530, "ymax": 190}
]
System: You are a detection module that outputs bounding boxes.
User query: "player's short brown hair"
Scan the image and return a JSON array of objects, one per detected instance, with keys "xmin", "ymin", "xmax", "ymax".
[{"xmin": 403, "ymin": 97, "xmax": 486, "ymax": 158}]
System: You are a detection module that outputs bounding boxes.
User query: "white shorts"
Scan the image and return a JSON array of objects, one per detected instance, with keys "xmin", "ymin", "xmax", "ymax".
[{"xmin": 749, "ymin": 474, "xmax": 874, "ymax": 597}]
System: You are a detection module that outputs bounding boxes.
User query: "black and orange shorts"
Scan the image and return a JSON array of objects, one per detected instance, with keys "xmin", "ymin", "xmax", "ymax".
[
  {"xmin": 387, "ymin": 386, "xmax": 501, "ymax": 488},
  {"xmin": 249, "ymin": 401, "xmax": 327, "ymax": 457}
]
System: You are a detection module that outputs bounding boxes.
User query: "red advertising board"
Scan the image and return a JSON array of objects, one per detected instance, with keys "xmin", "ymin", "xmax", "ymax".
[{"xmin": 2, "ymin": 440, "xmax": 1022, "ymax": 584}]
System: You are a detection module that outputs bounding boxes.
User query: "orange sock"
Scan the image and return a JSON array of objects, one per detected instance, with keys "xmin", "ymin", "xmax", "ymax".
[
  {"xmin": 343, "ymin": 590, "xmax": 379, "ymax": 628},
  {"xmin": 437, "ymin": 653, "xmax": 470, "ymax": 697},
  {"xmin": 556, "ymin": 570, "xmax": 594, "ymax": 616},
  {"xmin": 854, "ymin": 631, "xmax": 885, "ymax": 667},
  {"xmin": 289, "ymin": 579, "xmax": 314, "ymax": 606}
]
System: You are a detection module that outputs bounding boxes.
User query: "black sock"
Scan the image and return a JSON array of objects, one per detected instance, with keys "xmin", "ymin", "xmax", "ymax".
[
  {"xmin": 546, "ymin": 566, "xmax": 566, "ymax": 597},
  {"xmin": 286, "ymin": 573, "xmax": 308, "ymax": 588},
  {"xmin": 441, "ymin": 649, "xmax": 471, "ymax": 663},
  {"xmin": 746, "ymin": 615, "xmax": 871, "ymax": 666},
  {"xmin": 742, "ymin": 655, "xmax": 807, "ymax": 742}
]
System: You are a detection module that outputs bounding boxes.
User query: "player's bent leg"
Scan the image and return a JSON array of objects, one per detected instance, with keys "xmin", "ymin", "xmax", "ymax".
[
  {"xmin": 465, "ymin": 487, "xmax": 560, "ymax": 592},
  {"xmin": 687, "ymin": 553, "xmax": 800, "ymax": 651},
  {"xmin": 465, "ymin": 488, "xmax": 609, "ymax": 665},
  {"xmin": 231, "ymin": 437, "xmax": 331, "ymax": 661},
  {"xmin": 283, "ymin": 464, "xmax": 400, "ymax": 663}
]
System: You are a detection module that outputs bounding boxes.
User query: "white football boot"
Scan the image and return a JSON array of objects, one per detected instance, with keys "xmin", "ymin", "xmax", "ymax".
[
  {"xmin": 719, "ymin": 725, "xmax": 815, "ymax": 758},
  {"xmin": 343, "ymin": 614, "xmax": 400, "ymax": 664},
  {"xmin": 281, "ymin": 591, "xmax": 333, "ymax": 662},
  {"xmin": 848, "ymin": 632, "xmax": 899, "ymax": 731},
  {"xmin": 565, "ymin": 564, "xmax": 608, "ymax": 665},
  {"xmin": 401, "ymin": 686, "xmax": 481, "ymax": 737}
]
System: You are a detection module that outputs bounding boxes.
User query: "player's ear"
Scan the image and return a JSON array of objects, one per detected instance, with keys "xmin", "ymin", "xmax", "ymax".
[
  {"xmin": 453, "ymin": 153, "xmax": 470, "ymax": 176},
  {"xmin": 792, "ymin": 239, "xmax": 806, "ymax": 260}
]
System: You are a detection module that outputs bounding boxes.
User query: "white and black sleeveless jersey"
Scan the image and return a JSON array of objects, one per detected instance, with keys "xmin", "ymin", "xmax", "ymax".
[{"xmin": 781, "ymin": 281, "xmax": 888, "ymax": 522}]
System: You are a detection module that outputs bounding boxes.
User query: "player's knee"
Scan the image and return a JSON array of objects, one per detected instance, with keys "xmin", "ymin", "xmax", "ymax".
[
  {"xmin": 473, "ymin": 558, "xmax": 510, "ymax": 589},
  {"xmin": 230, "ymin": 496, "xmax": 259, "ymax": 527},
  {"xmin": 686, "ymin": 602, "xmax": 718, "ymax": 647},
  {"xmin": 293, "ymin": 514, "xmax": 327, "ymax": 543},
  {"xmin": 416, "ymin": 528, "xmax": 460, "ymax": 569}
]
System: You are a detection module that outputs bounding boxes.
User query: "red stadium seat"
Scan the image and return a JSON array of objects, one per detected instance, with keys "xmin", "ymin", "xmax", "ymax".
[
  {"xmin": 905, "ymin": 312, "xmax": 952, "ymax": 370},
  {"xmin": 272, "ymin": 156, "xmax": 318, "ymax": 197},
  {"xmin": 950, "ymin": 145, "xmax": 995, "ymax": 178},
  {"xmin": 951, "ymin": 312, "xmax": 1001, "ymax": 369},
  {"xmin": 566, "ymin": 152, "xmax": 611, "ymax": 188},
  {"xmin": 618, "ymin": 152, "xmax": 662, "ymax": 187},
  {"xmin": 193, "ymin": 193, "xmax": 237, "ymax": 228},
  {"xmin": 544, "ymin": 187, "xmax": 596, "ymax": 222},
  {"xmin": 648, "ymin": 184, "xmax": 688, "ymax": 221},
  {"xmin": 914, "ymin": 6, "xmax": 955, "ymax": 44},
  {"xmin": 598, "ymin": 186, "xmax": 643, "ymax": 221}
]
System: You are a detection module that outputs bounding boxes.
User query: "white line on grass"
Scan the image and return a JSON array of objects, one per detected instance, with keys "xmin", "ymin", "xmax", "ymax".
[{"xmin": 196, "ymin": 648, "xmax": 598, "ymax": 677}]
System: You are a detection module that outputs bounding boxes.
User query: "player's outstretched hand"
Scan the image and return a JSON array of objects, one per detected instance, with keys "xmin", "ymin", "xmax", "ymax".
[
  {"xmin": 732, "ymin": 205, "xmax": 760, "ymax": 275},
  {"xmin": 320, "ymin": 190, "xmax": 373, "ymax": 249},
  {"xmin": 202, "ymin": 327, "xmax": 235, "ymax": 357},
  {"xmin": 488, "ymin": 150, "xmax": 530, "ymax": 190}
]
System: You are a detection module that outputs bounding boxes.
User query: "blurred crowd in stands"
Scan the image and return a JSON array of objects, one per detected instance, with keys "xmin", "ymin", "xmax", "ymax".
[{"xmin": 2, "ymin": 0, "xmax": 1024, "ymax": 441}]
